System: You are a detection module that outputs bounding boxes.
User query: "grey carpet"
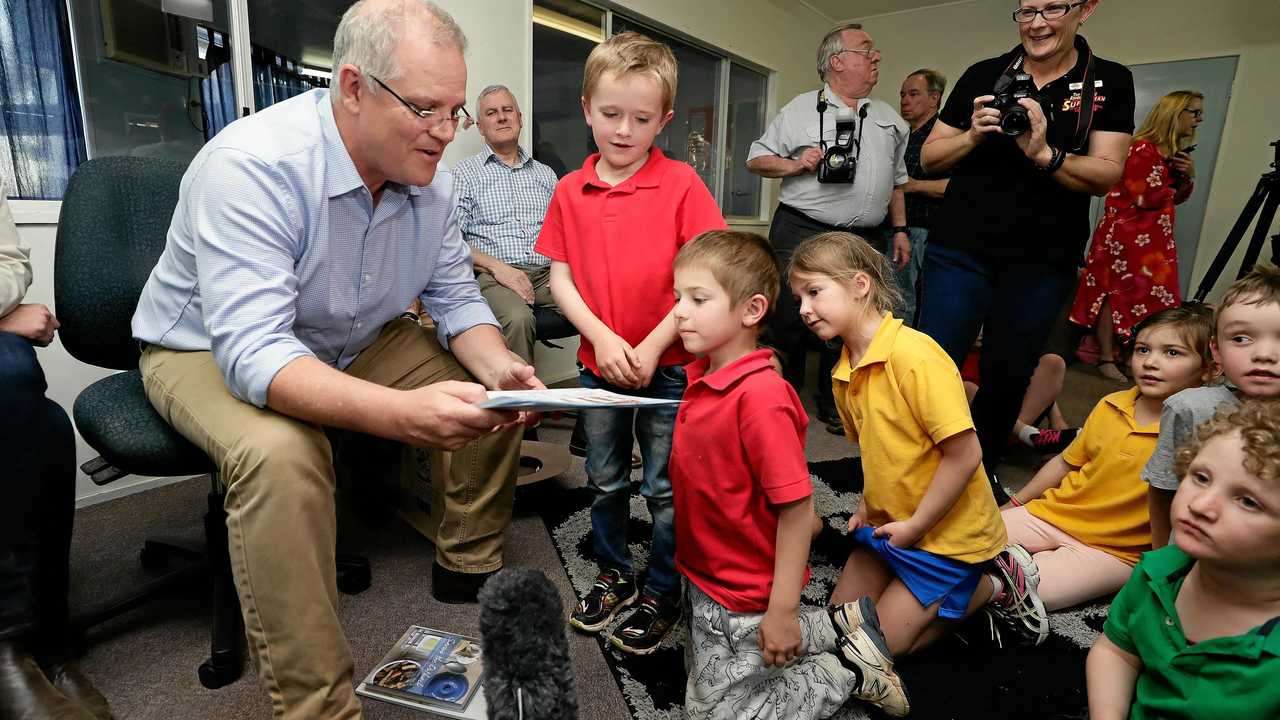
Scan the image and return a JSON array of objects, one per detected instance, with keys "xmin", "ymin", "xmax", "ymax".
[{"xmin": 68, "ymin": 358, "xmax": 1120, "ymax": 719}]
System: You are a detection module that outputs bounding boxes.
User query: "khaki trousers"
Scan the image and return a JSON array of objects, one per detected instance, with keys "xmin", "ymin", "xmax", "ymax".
[
  {"xmin": 474, "ymin": 264, "xmax": 553, "ymax": 364},
  {"xmin": 139, "ymin": 317, "xmax": 520, "ymax": 719}
]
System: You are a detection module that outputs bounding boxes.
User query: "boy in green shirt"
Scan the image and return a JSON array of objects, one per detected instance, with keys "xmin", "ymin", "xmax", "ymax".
[{"xmin": 1087, "ymin": 400, "xmax": 1280, "ymax": 719}]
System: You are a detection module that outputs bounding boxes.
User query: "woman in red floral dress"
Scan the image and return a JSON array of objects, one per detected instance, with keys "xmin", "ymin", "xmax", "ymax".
[{"xmin": 1070, "ymin": 91, "xmax": 1202, "ymax": 381}]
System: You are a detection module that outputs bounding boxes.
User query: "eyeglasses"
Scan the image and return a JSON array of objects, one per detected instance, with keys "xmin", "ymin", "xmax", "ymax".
[
  {"xmin": 369, "ymin": 75, "xmax": 471, "ymax": 129},
  {"xmin": 1182, "ymin": 108, "xmax": 1204, "ymax": 118},
  {"xmin": 1012, "ymin": 1, "xmax": 1087, "ymax": 23},
  {"xmin": 834, "ymin": 47, "xmax": 882, "ymax": 61}
]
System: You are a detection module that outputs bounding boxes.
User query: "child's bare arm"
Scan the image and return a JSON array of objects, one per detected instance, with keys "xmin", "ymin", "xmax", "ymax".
[
  {"xmin": 1008, "ymin": 454, "xmax": 1075, "ymax": 507},
  {"xmin": 876, "ymin": 429, "xmax": 981, "ymax": 548},
  {"xmin": 1148, "ymin": 486, "xmax": 1175, "ymax": 549},
  {"xmin": 634, "ymin": 306, "xmax": 680, "ymax": 387},
  {"xmin": 759, "ymin": 495, "xmax": 814, "ymax": 667},
  {"xmin": 1086, "ymin": 634, "xmax": 1142, "ymax": 720},
  {"xmin": 548, "ymin": 261, "xmax": 640, "ymax": 387}
]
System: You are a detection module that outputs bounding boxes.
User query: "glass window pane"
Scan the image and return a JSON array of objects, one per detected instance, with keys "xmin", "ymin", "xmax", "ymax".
[
  {"xmin": 59, "ymin": 0, "xmax": 233, "ymax": 177},
  {"xmin": 246, "ymin": 0, "xmax": 337, "ymax": 111},
  {"xmin": 0, "ymin": 0, "xmax": 85, "ymax": 198},
  {"xmin": 531, "ymin": 0, "xmax": 605, "ymax": 178},
  {"xmin": 725, "ymin": 63, "xmax": 766, "ymax": 217},
  {"xmin": 611, "ymin": 17, "xmax": 721, "ymax": 197}
]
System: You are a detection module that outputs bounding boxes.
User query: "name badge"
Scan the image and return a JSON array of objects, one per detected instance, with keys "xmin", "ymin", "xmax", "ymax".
[{"xmin": 1068, "ymin": 80, "xmax": 1105, "ymax": 91}]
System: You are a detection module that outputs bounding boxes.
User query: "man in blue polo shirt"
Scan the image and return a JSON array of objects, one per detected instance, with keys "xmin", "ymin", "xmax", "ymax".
[{"xmin": 131, "ymin": 1, "xmax": 536, "ymax": 717}]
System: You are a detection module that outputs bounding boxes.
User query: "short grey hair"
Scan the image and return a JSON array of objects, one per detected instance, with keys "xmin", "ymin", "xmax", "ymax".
[
  {"xmin": 816, "ymin": 22, "xmax": 863, "ymax": 82},
  {"xmin": 331, "ymin": 0, "xmax": 467, "ymax": 103},
  {"xmin": 477, "ymin": 84, "xmax": 519, "ymax": 112},
  {"xmin": 909, "ymin": 68, "xmax": 947, "ymax": 99}
]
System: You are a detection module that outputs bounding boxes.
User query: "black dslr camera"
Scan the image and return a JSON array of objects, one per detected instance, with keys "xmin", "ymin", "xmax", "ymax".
[
  {"xmin": 990, "ymin": 72, "xmax": 1045, "ymax": 137},
  {"xmin": 818, "ymin": 107, "xmax": 858, "ymax": 184}
]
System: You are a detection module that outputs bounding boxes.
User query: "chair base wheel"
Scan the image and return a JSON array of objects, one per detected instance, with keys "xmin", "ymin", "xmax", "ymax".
[{"xmin": 198, "ymin": 651, "xmax": 242, "ymax": 689}]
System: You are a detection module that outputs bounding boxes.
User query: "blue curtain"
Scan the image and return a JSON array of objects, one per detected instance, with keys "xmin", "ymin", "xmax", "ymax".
[
  {"xmin": 202, "ymin": 39, "xmax": 317, "ymax": 141},
  {"xmin": 0, "ymin": 0, "xmax": 87, "ymax": 199}
]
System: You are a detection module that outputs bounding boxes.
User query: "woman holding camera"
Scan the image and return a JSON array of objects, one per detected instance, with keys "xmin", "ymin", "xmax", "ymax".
[
  {"xmin": 1070, "ymin": 91, "xmax": 1204, "ymax": 381},
  {"xmin": 914, "ymin": 0, "xmax": 1135, "ymax": 503}
]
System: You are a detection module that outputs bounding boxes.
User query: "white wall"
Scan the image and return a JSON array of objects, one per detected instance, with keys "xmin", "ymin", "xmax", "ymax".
[{"xmin": 851, "ymin": 0, "xmax": 1280, "ymax": 302}]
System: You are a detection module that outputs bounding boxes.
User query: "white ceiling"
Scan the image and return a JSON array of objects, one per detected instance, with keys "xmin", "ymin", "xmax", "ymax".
[{"xmin": 801, "ymin": 0, "xmax": 973, "ymax": 22}]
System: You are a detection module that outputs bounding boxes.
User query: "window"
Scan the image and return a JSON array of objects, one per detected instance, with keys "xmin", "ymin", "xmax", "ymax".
[
  {"xmin": 532, "ymin": 0, "xmax": 768, "ymax": 218},
  {"xmin": 63, "ymin": 0, "xmax": 231, "ymax": 174},
  {"xmin": 531, "ymin": 1, "xmax": 605, "ymax": 178},
  {"xmin": 0, "ymin": 0, "xmax": 86, "ymax": 199}
]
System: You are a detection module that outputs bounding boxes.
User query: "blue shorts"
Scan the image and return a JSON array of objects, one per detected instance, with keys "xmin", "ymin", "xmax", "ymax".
[{"xmin": 851, "ymin": 526, "xmax": 984, "ymax": 620}]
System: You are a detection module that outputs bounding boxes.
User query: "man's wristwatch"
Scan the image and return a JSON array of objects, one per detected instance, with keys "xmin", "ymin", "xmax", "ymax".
[{"xmin": 891, "ymin": 225, "xmax": 909, "ymax": 235}]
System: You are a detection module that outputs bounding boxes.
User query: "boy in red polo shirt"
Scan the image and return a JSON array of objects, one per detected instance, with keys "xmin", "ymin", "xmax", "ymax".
[
  {"xmin": 536, "ymin": 32, "xmax": 725, "ymax": 654},
  {"xmin": 670, "ymin": 230, "xmax": 907, "ymax": 718}
]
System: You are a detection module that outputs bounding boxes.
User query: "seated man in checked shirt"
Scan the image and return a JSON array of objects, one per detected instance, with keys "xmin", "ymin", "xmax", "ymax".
[{"xmin": 452, "ymin": 83, "xmax": 561, "ymax": 365}]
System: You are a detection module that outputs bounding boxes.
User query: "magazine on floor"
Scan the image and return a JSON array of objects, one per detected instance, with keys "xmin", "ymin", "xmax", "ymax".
[
  {"xmin": 477, "ymin": 387, "xmax": 682, "ymax": 412},
  {"xmin": 355, "ymin": 625, "xmax": 488, "ymax": 718}
]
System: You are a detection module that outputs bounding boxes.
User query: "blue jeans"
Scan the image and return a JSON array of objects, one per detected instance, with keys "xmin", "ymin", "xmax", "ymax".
[
  {"xmin": 894, "ymin": 227, "xmax": 929, "ymax": 327},
  {"xmin": 579, "ymin": 365, "xmax": 685, "ymax": 600},
  {"xmin": 0, "ymin": 332, "xmax": 75, "ymax": 653},
  {"xmin": 916, "ymin": 244, "xmax": 1075, "ymax": 488}
]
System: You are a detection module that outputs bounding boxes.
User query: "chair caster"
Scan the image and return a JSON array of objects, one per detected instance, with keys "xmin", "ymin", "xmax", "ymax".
[
  {"xmin": 198, "ymin": 650, "xmax": 242, "ymax": 689},
  {"xmin": 336, "ymin": 554, "xmax": 371, "ymax": 595}
]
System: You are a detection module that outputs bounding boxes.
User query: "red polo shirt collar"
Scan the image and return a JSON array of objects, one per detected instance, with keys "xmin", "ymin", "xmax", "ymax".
[
  {"xmin": 686, "ymin": 349, "xmax": 777, "ymax": 391},
  {"xmin": 578, "ymin": 146, "xmax": 669, "ymax": 192}
]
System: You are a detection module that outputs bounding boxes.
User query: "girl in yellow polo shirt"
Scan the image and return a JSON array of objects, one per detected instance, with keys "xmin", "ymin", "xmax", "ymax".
[
  {"xmin": 994, "ymin": 306, "xmax": 1215, "ymax": 644},
  {"xmin": 787, "ymin": 232, "xmax": 1007, "ymax": 692}
]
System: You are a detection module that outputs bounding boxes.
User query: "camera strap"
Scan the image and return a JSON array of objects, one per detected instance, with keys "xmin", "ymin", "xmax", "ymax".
[
  {"xmin": 996, "ymin": 35, "xmax": 1096, "ymax": 152},
  {"xmin": 816, "ymin": 88, "xmax": 868, "ymax": 154}
]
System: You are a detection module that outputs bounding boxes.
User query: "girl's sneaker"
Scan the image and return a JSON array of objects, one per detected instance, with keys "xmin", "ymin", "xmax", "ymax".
[
  {"xmin": 1031, "ymin": 427, "xmax": 1080, "ymax": 455},
  {"xmin": 837, "ymin": 625, "xmax": 910, "ymax": 717},
  {"xmin": 990, "ymin": 545, "xmax": 1049, "ymax": 645}
]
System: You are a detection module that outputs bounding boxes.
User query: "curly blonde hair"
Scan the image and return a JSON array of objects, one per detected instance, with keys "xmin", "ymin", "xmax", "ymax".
[{"xmin": 1173, "ymin": 400, "xmax": 1280, "ymax": 485}]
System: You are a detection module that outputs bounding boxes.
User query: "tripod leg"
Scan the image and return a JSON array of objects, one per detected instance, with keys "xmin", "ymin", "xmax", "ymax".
[
  {"xmin": 1238, "ymin": 187, "xmax": 1280, "ymax": 279},
  {"xmin": 1193, "ymin": 177, "xmax": 1270, "ymax": 303}
]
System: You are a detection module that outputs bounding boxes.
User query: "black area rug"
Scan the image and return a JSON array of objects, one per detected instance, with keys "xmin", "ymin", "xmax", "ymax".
[{"xmin": 526, "ymin": 458, "xmax": 1107, "ymax": 720}]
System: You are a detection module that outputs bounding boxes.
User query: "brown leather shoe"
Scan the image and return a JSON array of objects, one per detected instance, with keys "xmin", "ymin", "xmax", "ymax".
[
  {"xmin": 44, "ymin": 662, "xmax": 114, "ymax": 720},
  {"xmin": 0, "ymin": 641, "xmax": 95, "ymax": 720}
]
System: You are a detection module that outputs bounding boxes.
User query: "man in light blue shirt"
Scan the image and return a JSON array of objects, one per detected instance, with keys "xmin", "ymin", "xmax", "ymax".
[
  {"xmin": 452, "ymin": 84, "xmax": 559, "ymax": 364},
  {"xmin": 132, "ymin": 2, "xmax": 536, "ymax": 717}
]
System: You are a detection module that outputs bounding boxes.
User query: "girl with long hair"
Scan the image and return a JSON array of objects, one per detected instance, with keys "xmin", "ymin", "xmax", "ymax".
[{"xmin": 1070, "ymin": 90, "xmax": 1203, "ymax": 381}]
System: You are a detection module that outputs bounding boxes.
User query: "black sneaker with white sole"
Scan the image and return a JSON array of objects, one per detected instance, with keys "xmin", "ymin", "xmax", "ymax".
[
  {"xmin": 569, "ymin": 568, "xmax": 637, "ymax": 633},
  {"xmin": 609, "ymin": 593, "xmax": 680, "ymax": 655}
]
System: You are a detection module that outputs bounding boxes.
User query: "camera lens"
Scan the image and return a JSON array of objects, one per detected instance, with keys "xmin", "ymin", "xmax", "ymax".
[
  {"xmin": 826, "ymin": 152, "xmax": 847, "ymax": 169},
  {"xmin": 1001, "ymin": 108, "xmax": 1029, "ymax": 137}
]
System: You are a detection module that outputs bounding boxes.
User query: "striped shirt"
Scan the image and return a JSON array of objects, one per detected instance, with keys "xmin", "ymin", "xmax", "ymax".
[
  {"xmin": 132, "ymin": 89, "xmax": 497, "ymax": 407},
  {"xmin": 452, "ymin": 145, "xmax": 556, "ymax": 267}
]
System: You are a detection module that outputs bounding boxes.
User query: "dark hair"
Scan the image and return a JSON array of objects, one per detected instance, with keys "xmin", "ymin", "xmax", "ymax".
[{"xmin": 1129, "ymin": 304, "xmax": 1215, "ymax": 369}]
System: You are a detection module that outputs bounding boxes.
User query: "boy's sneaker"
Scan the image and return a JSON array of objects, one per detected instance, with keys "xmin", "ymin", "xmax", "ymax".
[
  {"xmin": 837, "ymin": 625, "xmax": 910, "ymax": 717},
  {"xmin": 569, "ymin": 569, "xmax": 638, "ymax": 633},
  {"xmin": 609, "ymin": 593, "xmax": 680, "ymax": 655},
  {"xmin": 990, "ymin": 544, "xmax": 1049, "ymax": 645},
  {"xmin": 1030, "ymin": 427, "xmax": 1080, "ymax": 455}
]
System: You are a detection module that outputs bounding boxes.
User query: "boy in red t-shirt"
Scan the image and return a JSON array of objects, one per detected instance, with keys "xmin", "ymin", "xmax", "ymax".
[
  {"xmin": 670, "ymin": 230, "xmax": 907, "ymax": 718},
  {"xmin": 535, "ymin": 32, "xmax": 725, "ymax": 654}
]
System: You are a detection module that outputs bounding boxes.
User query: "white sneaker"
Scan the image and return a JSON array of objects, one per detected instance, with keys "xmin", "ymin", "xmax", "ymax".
[
  {"xmin": 838, "ymin": 626, "xmax": 910, "ymax": 717},
  {"xmin": 990, "ymin": 544, "xmax": 1049, "ymax": 645}
]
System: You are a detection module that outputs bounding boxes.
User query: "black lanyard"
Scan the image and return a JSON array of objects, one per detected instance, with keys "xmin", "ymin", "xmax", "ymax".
[{"xmin": 995, "ymin": 35, "xmax": 1096, "ymax": 152}]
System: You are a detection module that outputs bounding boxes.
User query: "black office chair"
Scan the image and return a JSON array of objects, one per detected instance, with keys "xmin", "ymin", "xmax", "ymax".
[{"xmin": 53, "ymin": 156, "xmax": 369, "ymax": 689}]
